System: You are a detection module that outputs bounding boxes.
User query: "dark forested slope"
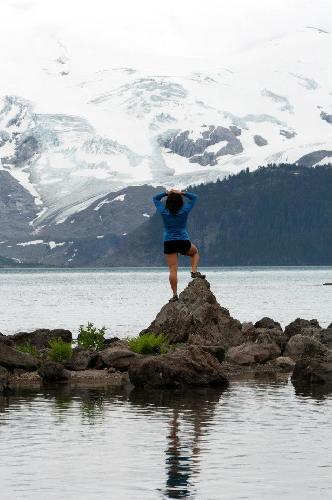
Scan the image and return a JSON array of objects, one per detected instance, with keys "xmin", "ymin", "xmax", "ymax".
[{"xmin": 99, "ymin": 164, "xmax": 332, "ymax": 266}]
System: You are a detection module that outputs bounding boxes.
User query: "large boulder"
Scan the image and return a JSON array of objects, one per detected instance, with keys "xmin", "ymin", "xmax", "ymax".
[
  {"xmin": 38, "ymin": 361, "xmax": 71, "ymax": 382},
  {"xmin": 0, "ymin": 333, "xmax": 14, "ymax": 347},
  {"xmin": 9, "ymin": 328, "xmax": 72, "ymax": 350},
  {"xmin": 0, "ymin": 343, "xmax": 38, "ymax": 371},
  {"xmin": 284, "ymin": 334, "xmax": 326, "ymax": 362},
  {"xmin": 129, "ymin": 345, "xmax": 228, "ymax": 389},
  {"xmin": 225, "ymin": 342, "xmax": 281, "ymax": 365},
  {"xmin": 292, "ymin": 344, "xmax": 332, "ymax": 385},
  {"xmin": 254, "ymin": 317, "xmax": 282, "ymax": 330},
  {"xmin": 284, "ymin": 318, "xmax": 321, "ymax": 340},
  {"xmin": 141, "ymin": 279, "xmax": 244, "ymax": 348},
  {"xmin": 320, "ymin": 327, "xmax": 332, "ymax": 349}
]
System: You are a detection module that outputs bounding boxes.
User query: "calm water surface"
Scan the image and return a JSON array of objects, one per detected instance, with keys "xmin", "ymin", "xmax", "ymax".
[
  {"xmin": 0, "ymin": 381, "xmax": 331, "ymax": 500},
  {"xmin": 0, "ymin": 267, "xmax": 331, "ymax": 336},
  {"xmin": 0, "ymin": 268, "xmax": 331, "ymax": 499}
]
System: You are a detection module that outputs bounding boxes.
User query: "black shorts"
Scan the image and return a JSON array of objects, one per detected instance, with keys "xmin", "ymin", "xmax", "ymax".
[{"xmin": 164, "ymin": 239, "xmax": 191, "ymax": 255}]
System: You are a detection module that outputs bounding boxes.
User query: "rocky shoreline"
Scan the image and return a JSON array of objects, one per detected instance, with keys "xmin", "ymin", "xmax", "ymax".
[{"xmin": 1, "ymin": 279, "xmax": 331, "ymax": 393}]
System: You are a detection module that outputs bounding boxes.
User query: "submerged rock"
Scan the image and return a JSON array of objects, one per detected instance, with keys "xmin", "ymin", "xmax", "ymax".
[
  {"xmin": 129, "ymin": 345, "xmax": 228, "ymax": 389},
  {"xmin": 141, "ymin": 278, "xmax": 243, "ymax": 348},
  {"xmin": 0, "ymin": 343, "xmax": 38, "ymax": 371}
]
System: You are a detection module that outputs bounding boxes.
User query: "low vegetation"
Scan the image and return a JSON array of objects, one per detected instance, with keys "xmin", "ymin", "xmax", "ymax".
[
  {"xmin": 16, "ymin": 342, "xmax": 38, "ymax": 357},
  {"xmin": 77, "ymin": 322, "xmax": 106, "ymax": 351},
  {"xmin": 127, "ymin": 332, "xmax": 169, "ymax": 355},
  {"xmin": 48, "ymin": 338, "xmax": 72, "ymax": 362}
]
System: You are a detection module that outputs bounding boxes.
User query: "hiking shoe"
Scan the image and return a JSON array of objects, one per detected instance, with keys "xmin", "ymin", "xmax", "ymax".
[
  {"xmin": 169, "ymin": 294, "xmax": 179, "ymax": 302},
  {"xmin": 191, "ymin": 271, "xmax": 206, "ymax": 279}
]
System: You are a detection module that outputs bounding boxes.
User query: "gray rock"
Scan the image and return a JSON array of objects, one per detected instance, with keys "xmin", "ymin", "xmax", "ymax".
[
  {"xmin": 280, "ymin": 129, "xmax": 297, "ymax": 139},
  {"xmin": 320, "ymin": 328, "xmax": 332, "ymax": 348},
  {"xmin": 292, "ymin": 343, "xmax": 332, "ymax": 385},
  {"xmin": 64, "ymin": 348, "xmax": 98, "ymax": 371},
  {"xmin": 320, "ymin": 111, "xmax": 332, "ymax": 124},
  {"xmin": 296, "ymin": 150, "xmax": 332, "ymax": 167},
  {"xmin": 284, "ymin": 318, "xmax": 321, "ymax": 340},
  {"xmin": 38, "ymin": 361, "xmax": 71, "ymax": 382},
  {"xmin": 141, "ymin": 278, "xmax": 244, "ymax": 348},
  {"xmin": 0, "ymin": 343, "xmax": 38, "ymax": 371},
  {"xmin": 225, "ymin": 342, "xmax": 281, "ymax": 365},
  {"xmin": 254, "ymin": 317, "xmax": 282, "ymax": 330},
  {"xmin": 273, "ymin": 356, "xmax": 296, "ymax": 371},
  {"xmin": 97, "ymin": 348, "xmax": 140, "ymax": 372},
  {"xmin": 253, "ymin": 135, "xmax": 268, "ymax": 146},
  {"xmin": 10, "ymin": 328, "xmax": 72, "ymax": 350},
  {"xmin": 160, "ymin": 124, "xmax": 243, "ymax": 167},
  {"xmin": 284, "ymin": 334, "xmax": 327, "ymax": 362},
  {"xmin": 129, "ymin": 345, "xmax": 228, "ymax": 389}
]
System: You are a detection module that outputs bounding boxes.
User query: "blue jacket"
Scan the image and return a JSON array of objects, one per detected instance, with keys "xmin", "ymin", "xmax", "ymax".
[{"xmin": 153, "ymin": 191, "xmax": 197, "ymax": 241}]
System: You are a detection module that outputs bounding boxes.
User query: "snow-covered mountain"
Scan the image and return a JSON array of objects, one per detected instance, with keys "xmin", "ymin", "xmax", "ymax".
[{"xmin": 0, "ymin": 26, "xmax": 331, "ymax": 264}]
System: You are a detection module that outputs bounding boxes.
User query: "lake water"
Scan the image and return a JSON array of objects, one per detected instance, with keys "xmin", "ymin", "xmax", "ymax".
[
  {"xmin": 0, "ymin": 267, "xmax": 331, "ymax": 337},
  {"xmin": 0, "ymin": 381, "xmax": 331, "ymax": 500},
  {"xmin": 0, "ymin": 267, "xmax": 331, "ymax": 499}
]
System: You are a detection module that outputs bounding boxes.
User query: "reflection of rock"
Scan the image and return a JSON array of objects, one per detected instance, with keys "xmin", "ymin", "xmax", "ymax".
[
  {"xmin": 129, "ymin": 345, "xmax": 228, "ymax": 389},
  {"xmin": 141, "ymin": 278, "xmax": 244, "ymax": 347}
]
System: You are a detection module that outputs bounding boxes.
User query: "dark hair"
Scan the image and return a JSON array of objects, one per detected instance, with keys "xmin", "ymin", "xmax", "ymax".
[{"xmin": 166, "ymin": 192, "xmax": 183, "ymax": 214}]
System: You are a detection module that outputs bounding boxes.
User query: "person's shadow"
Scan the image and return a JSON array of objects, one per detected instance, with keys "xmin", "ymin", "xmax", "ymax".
[{"xmin": 129, "ymin": 386, "xmax": 228, "ymax": 499}]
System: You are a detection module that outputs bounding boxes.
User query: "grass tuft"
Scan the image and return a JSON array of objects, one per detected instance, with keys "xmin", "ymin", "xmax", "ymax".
[
  {"xmin": 16, "ymin": 342, "xmax": 38, "ymax": 357},
  {"xmin": 127, "ymin": 332, "xmax": 169, "ymax": 355},
  {"xmin": 48, "ymin": 338, "xmax": 72, "ymax": 362}
]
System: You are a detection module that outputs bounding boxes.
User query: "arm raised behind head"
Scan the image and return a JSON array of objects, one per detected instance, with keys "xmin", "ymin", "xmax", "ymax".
[
  {"xmin": 152, "ymin": 191, "xmax": 168, "ymax": 213},
  {"xmin": 182, "ymin": 191, "xmax": 198, "ymax": 213}
]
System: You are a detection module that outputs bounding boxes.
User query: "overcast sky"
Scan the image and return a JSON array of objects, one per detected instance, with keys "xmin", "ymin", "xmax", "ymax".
[{"xmin": 1, "ymin": 0, "xmax": 331, "ymax": 75}]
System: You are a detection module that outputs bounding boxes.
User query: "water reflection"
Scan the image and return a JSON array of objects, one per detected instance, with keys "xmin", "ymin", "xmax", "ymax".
[
  {"xmin": 129, "ymin": 388, "xmax": 226, "ymax": 499},
  {"xmin": 1, "ymin": 382, "xmax": 332, "ymax": 500}
]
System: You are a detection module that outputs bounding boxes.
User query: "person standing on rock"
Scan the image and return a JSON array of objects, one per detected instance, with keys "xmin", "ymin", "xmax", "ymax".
[{"xmin": 153, "ymin": 189, "xmax": 205, "ymax": 302}]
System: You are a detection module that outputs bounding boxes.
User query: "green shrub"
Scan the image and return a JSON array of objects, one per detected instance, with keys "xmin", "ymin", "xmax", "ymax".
[
  {"xmin": 48, "ymin": 338, "xmax": 72, "ymax": 362},
  {"xmin": 77, "ymin": 322, "xmax": 106, "ymax": 351},
  {"xmin": 127, "ymin": 333, "xmax": 169, "ymax": 355},
  {"xmin": 16, "ymin": 342, "xmax": 38, "ymax": 357}
]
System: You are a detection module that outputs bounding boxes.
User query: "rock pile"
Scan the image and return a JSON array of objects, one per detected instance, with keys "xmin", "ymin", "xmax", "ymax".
[{"xmin": 0, "ymin": 279, "xmax": 331, "ymax": 392}]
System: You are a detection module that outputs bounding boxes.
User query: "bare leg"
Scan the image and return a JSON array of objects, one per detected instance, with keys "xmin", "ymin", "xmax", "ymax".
[
  {"xmin": 165, "ymin": 253, "xmax": 178, "ymax": 296},
  {"xmin": 186, "ymin": 244, "xmax": 200, "ymax": 273}
]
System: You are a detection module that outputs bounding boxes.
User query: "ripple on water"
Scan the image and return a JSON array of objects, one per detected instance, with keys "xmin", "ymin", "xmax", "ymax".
[{"xmin": 0, "ymin": 380, "xmax": 331, "ymax": 500}]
